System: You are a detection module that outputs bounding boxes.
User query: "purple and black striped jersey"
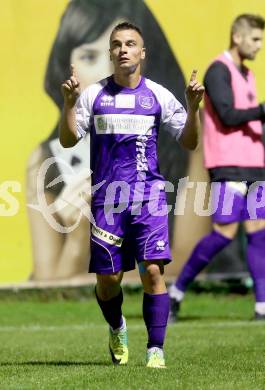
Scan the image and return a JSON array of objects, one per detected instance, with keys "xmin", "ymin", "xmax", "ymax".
[{"xmin": 75, "ymin": 76, "xmax": 187, "ymax": 205}]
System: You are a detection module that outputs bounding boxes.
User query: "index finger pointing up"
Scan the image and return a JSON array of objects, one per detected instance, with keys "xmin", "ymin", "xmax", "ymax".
[{"xmin": 190, "ymin": 69, "xmax": 198, "ymax": 82}]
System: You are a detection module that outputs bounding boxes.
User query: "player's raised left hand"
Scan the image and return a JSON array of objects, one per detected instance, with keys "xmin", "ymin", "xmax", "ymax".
[
  {"xmin": 185, "ymin": 70, "xmax": 205, "ymax": 111},
  {"xmin": 61, "ymin": 64, "xmax": 80, "ymax": 108}
]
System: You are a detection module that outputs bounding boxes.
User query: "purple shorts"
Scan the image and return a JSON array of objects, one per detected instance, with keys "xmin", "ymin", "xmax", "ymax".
[
  {"xmin": 211, "ymin": 181, "xmax": 265, "ymax": 224},
  {"xmin": 89, "ymin": 198, "xmax": 171, "ymax": 274}
]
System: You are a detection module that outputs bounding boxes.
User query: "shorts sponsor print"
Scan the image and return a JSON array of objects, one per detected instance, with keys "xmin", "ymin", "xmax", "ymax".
[{"xmin": 89, "ymin": 199, "xmax": 171, "ymax": 274}]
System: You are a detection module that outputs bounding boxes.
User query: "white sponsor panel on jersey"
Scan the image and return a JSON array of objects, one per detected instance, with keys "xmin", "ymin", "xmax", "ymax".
[
  {"xmin": 115, "ymin": 94, "xmax": 135, "ymax": 108},
  {"xmin": 94, "ymin": 114, "xmax": 155, "ymax": 135}
]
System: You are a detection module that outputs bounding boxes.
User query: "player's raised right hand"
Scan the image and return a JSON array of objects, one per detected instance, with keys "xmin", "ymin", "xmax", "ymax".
[{"xmin": 61, "ymin": 64, "xmax": 80, "ymax": 107}]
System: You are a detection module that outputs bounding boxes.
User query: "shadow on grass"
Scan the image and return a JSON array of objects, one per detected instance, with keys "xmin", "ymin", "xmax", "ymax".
[
  {"xmin": 117, "ymin": 314, "xmax": 248, "ymax": 322},
  {"xmin": 0, "ymin": 361, "xmax": 110, "ymax": 367},
  {"xmin": 176, "ymin": 315, "xmax": 248, "ymax": 321},
  {"xmin": 124, "ymin": 314, "xmax": 142, "ymax": 320}
]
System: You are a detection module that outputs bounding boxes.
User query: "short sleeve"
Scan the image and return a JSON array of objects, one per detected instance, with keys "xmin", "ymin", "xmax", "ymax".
[
  {"xmin": 161, "ymin": 91, "xmax": 187, "ymax": 140},
  {"xmin": 75, "ymin": 89, "xmax": 91, "ymax": 139},
  {"xmin": 145, "ymin": 79, "xmax": 187, "ymax": 141},
  {"xmin": 75, "ymin": 80, "xmax": 107, "ymax": 139}
]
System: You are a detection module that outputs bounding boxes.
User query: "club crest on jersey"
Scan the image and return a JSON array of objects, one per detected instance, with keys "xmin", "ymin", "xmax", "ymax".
[
  {"xmin": 100, "ymin": 95, "xmax": 114, "ymax": 106},
  {"xmin": 138, "ymin": 95, "xmax": 154, "ymax": 109}
]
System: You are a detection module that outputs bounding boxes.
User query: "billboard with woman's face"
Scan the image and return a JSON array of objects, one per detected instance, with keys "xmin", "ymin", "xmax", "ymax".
[{"xmin": 0, "ymin": 0, "xmax": 265, "ymax": 284}]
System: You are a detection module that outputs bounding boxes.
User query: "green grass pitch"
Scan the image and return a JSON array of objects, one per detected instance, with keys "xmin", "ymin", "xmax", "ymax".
[{"xmin": 0, "ymin": 292, "xmax": 264, "ymax": 389}]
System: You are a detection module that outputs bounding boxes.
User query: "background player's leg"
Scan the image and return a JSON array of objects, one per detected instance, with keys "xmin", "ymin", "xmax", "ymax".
[
  {"xmin": 244, "ymin": 220, "xmax": 265, "ymax": 319},
  {"xmin": 139, "ymin": 260, "xmax": 169, "ymax": 368},
  {"xmin": 169, "ymin": 180, "xmax": 243, "ymax": 313},
  {"xmin": 168, "ymin": 223, "xmax": 238, "ymax": 321},
  {"xmin": 174, "ymin": 226, "xmax": 236, "ymax": 293}
]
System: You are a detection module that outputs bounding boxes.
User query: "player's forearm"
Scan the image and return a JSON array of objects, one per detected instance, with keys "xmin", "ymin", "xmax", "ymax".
[
  {"xmin": 179, "ymin": 108, "xmax": 200, "ymax": 150},
  {"xmin": 59, "ymin": 104, "xmax": 79, "ymax": 148}
]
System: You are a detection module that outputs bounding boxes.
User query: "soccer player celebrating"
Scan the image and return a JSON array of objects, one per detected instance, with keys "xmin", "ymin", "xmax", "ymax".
[
  {"xmin": 169, "ymin": 14, "xmax": 265, "ymax": 322},
  {"xmin": 60, "ymin": 22, "xmax": 203, "ymax": 368}
]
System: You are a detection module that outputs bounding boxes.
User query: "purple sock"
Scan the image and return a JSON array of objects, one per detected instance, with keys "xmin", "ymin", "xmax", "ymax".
[
  {"xmin": 247, "ymin": 229, "xmax": 265, "ymax": 302},
  {"xmin": 176, "ymin": 230, "xmax": 231, "ymax": 292},
  {"xmin": 95, "ymin": 288, "xmax": 123, "ymax": 330},
  {"xmin": 143, "ymin": 292, "xmax": 169, "ymax": 349}
]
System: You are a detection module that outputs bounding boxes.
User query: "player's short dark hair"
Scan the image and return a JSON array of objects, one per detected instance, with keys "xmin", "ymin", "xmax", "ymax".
[
  {"xmin": 231, "ymin": 14, "xmax": 265, "ymax": 34},
  {"xmin": 110, "ymin": 22, "xmax": 144, "ymax": 42}
]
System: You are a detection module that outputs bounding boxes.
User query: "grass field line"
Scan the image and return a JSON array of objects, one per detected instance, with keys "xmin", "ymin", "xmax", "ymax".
[{"xmin": 0, "ymin": 320, "xmax": 264, "ymax": 332}]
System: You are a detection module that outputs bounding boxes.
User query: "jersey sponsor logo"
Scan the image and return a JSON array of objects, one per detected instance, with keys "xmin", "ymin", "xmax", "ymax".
[
  {"xmin": 92, "ymin": 225, "xmax": 123, "ymax": 247},
  {"xmin": 100, "ymin": 95, "xmax": 114, "ymax": 106},
  {"xmin": 115, "ymin": 94, "xmax": 135, "ymax": 108},
  {"xmin": 94, "ymin": 114, "xmax": 155, "ymax": 135},
  {"xmin": 138, "ymin": 95, "xmax": 154, "ymax": 109}
]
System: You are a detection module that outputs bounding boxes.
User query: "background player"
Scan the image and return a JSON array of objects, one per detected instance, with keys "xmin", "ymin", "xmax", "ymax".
[{"xmin": 169, "ymin": 14, "xmax": 265, "ymax": 322}]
